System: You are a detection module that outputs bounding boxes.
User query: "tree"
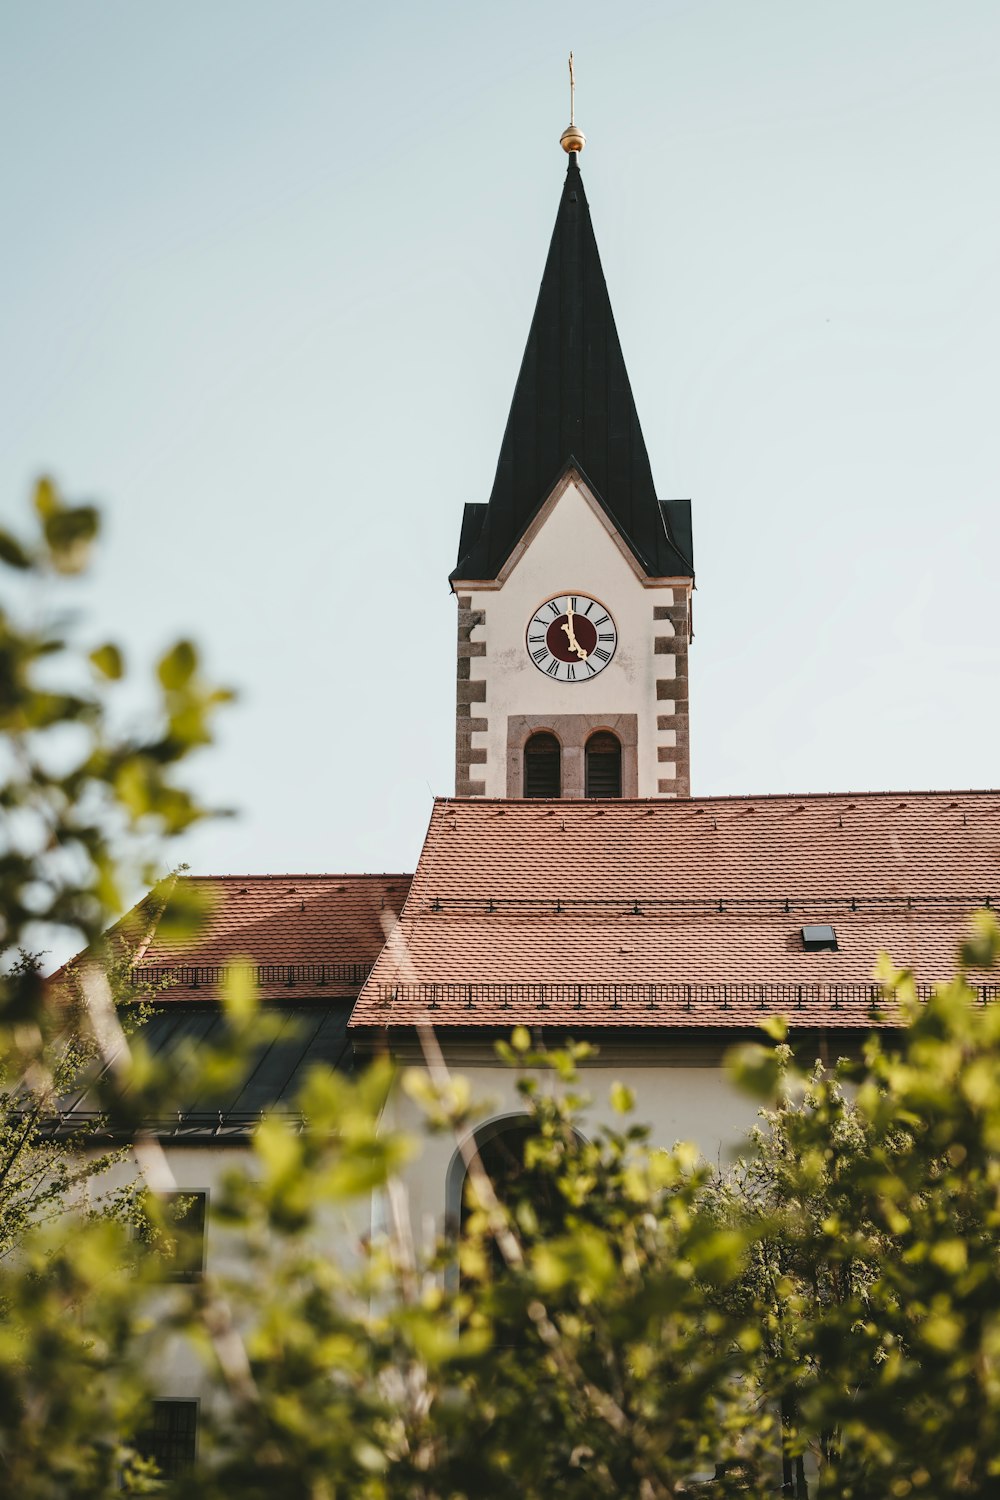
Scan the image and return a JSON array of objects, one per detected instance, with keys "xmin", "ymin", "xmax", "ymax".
[
  {"xmin": 716, "ymin": 924, "xmax": 1000, "ymax": 1497},
  {"xmin": 0, "ymin": 480, "xmax": 236, "ymax": 1492}
]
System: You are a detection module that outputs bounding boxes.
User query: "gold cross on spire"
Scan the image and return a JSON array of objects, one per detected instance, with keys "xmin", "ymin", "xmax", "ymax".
[{"xmin": 560, "ymin": 51, "xmax": 586, "ymax": 155}]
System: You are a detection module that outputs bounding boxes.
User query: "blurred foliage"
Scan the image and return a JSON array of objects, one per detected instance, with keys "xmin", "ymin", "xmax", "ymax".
[
  {"xmin": 4, "ymin": 483, "xmax": 1000, "ymax": 1496},
  {"xmin": 713, "ymin": 931, "xmax": 1000, "ymax": 1498},
  {"xmin": 0, "ymin": 476, "xmax": 231, "ymax": 1047}
]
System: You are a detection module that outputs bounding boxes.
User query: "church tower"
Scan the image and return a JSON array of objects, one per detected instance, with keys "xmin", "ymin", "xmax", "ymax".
[{"xmin": 451, "ymin": 109, "xmax": 694, "ymax": 800}]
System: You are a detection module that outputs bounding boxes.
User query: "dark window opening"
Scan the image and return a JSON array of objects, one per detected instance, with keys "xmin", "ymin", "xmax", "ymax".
[
  {"xmin": 155, "ymin": 1191, "xmax": 207, "ymax": 1281},
  {"xmin": 585, "ymin": 731, "xmax": 622, "ymax": 798},
  {"xmin": 460, "ymin": 1120, "xmax": 569, "ymax": 1345},
  {"xmin": 523, "ymin": 732, "xmax": 561, "ymax": 798},
  {"xmin": 136, "ymin": 1400, "xmax": 198, "ymax": 1479}
]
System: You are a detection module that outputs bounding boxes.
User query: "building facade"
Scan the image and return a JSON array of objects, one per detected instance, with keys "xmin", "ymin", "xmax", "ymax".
[{"xmin": 64, "ymin": 133, "xmax": 999, "ymax": 1477}]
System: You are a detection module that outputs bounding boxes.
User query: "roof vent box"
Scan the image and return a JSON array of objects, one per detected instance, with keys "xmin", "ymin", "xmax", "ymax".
[{"xmin": 802, "ymin": 924, "xmax": 838, "ymax": 952}]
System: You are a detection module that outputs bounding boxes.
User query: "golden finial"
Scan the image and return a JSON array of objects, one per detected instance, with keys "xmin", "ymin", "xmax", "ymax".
[{"xmin": 559, "ymin": 52, "xmax": 586, "ymax": 155}]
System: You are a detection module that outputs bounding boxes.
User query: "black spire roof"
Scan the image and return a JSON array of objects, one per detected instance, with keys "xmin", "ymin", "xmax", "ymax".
[{"xmin": 452, "ymin": 153, "xmax": 693, "ymax": 583}]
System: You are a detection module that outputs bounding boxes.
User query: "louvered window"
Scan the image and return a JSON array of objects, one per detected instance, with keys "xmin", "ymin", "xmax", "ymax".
[
  {"xmin": 523, "ymin": 732, "xmax": 561, "ymax": 798},
  {"xmin": 585, "ymin": 731, "xmax": 622, "ymax": 798},
  {"xmin": 137, "ymin": 1400, "xmax": 198, "ymax": 1479}
]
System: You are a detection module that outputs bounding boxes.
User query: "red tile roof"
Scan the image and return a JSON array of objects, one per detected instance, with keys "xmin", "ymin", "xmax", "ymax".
[
  {"xmin": 133, "ymin": 874, "xmax": 412, "ymax": 1001},
  {"xmin": 350, "ymin": 793, "xmax": 1000, "ymax": 1030}
]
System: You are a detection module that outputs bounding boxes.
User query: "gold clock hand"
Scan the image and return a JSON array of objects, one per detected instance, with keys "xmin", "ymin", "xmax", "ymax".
[{"xmin": 560, "ymin": 618, "xmax": 589, "ymax": 660}]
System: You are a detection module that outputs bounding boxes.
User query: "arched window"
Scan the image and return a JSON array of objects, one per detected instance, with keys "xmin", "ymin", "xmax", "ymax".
[
  {"xmin": 585, "ymin": 730, "xmax": 622, "ymax": 798},
  {"xmin": 523, "ymin": 732, "xmax": 561, "ymax": 798},
  {"xmin": 455, "ymin": 1117, "xmax": 573, "ymax": 1323}
]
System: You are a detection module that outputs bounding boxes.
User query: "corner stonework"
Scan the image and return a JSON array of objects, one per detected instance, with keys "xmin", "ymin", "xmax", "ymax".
[
  {"xmin": 455, "ymin": 595, "xmax": 487, "ymax": 796},
  {"xmin": 654, "ymin": 593, "xmax": 691, "ymax": 798}
]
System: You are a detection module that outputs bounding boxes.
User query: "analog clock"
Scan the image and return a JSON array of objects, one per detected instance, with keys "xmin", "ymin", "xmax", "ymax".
[{"xmin": 525, "ymin": 593, "xmax": 618, "ymax": 682}]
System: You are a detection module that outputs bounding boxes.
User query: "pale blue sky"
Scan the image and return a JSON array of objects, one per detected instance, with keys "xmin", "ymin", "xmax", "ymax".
[{"xmin": 3, "ymin": 1, "xmax": 999, "ymax": 882}]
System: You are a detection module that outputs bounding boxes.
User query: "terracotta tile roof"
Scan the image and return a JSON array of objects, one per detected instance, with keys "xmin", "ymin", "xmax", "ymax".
[
  {"xmin": 132, "ymin": 874, "xmax": 412, "ymax": 1001},
  {"xmin": 350, "ymin": 793, "xmax": 1000, "ymax": 1031}
]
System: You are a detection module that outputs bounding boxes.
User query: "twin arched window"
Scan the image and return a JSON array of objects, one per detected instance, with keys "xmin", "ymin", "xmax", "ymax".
[{"xmin": 522, "ymin": 730, "xmax": 622, "ymax": 798}]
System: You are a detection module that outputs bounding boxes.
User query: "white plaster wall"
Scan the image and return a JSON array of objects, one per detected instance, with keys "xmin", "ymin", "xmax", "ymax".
[
  {"xmin": 79, "ymin": 1062, "xmax": 759, "ymax": 1415},
  {"xmin": 92, "ymin": 1144, "xmax": 371, "ymax": 1403},
  {"xmin": 466, "ymin": 479, "xmax": 678, "ymax": 797},
  {"xmin": 386, "ymin": 1058, "xmax": 764, "ymax": 1234}
]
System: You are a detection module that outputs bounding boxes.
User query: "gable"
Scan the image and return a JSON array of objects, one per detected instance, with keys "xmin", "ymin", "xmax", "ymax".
[{"xmin": 496, "ymin": 468, "xmax": 658, "ymax": 592}]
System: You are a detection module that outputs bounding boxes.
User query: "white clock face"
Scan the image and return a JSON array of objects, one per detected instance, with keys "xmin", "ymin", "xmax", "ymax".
[{"xmin": 525, "ymin": 593, "xmax": 618, "ymax": 682}]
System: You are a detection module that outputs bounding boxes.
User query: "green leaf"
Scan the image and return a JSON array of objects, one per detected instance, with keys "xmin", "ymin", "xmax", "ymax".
[
  {"xmin": 43, "ymin": 503, "xmax": 99, "ymax": 574},
  {"xmin": 89, "ymin": 643, "xmax": 124, "ymax": 680},
  {"xmin": 610, "ymin": 1080, "xmax": 635, "ymax": 1115},
  {"xmin": 960, "ymin": 909, "xmax": 1000, "ymax": 970},
  {"xmin": 759, "ymin": 1013, "xmax": 788, "ymax": 1042},
  {"xmin": 157, "ymin": 639, "xmax": 197, "ymax": 690},
  {"xmin": 0, "ymin": 529, "xmax": 31, "ymax": 568},
  {"xmin": 220, "ymin": 961, "xmax": 259, "ymax": 1026},
  {"xmin": 33, "ymin": 474, "xmax": 59, "ymax": 518},
  {"xmin": 727, "ymin": 1042, "xmax": 783, "ymax": 1100}
]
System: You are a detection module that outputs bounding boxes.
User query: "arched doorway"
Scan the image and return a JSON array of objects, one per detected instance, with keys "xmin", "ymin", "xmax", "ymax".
[{"xmin": 447, "ymin": 1116, "xmax": 580, "ymax": 1282}]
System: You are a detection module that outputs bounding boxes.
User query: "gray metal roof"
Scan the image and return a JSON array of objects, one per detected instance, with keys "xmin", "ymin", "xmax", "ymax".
[{"xmin": 57, "ymin": 1003, "xmax": 355, "ymax": 1142}]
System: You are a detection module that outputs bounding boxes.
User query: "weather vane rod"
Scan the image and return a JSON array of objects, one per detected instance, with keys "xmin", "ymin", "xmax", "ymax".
[{"xmin": 560, "ymin": 51, "xmax": 586, "ymax": 155}]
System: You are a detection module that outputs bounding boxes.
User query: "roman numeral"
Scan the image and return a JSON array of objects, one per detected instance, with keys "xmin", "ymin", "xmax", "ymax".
[
  {"xmin": 585, "ymin": 660, "xmax": 596, "ymax": 675},
  {"xmin": 566, "ymin": 664, "xmax": 576, "ymax": 680},
  {"xmin": 548, "ymin": 600, "xmax": 561, "ymax": 616},
  {"xmin": 598, "ymin": 632, "xmax": 614, "ymax": 642},
  {"xmin": 583, "ymin": 601, "xmax": 594, "ymax": 616},
  {"xmin": 533, "ymin": 618, "xmax": 547, "ymax": 628},
  {"xmin": 594, "ymin": 647, "xmax": 610, "ymax": 662},
  {"xmin": 570, "ymin": 596, "xmax": 578, "ymax": 611},
  {"xmin": 532, "ymin": 648, "xmax": 548, "ymax": 663},
  {"xmin": 594, "ymin": 613, "xmax": 610, "ymax": 626},
  {"xmin": 546, "ymin": 660, "xmax": 559, "ymax": 676},
  {"xmin": 528, "ymin": 634, "xmax": 545, "ymax": 643}
]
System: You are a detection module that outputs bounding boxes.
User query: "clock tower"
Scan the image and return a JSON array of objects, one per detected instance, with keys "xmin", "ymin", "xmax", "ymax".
[{"xmin": 451, "ymin": 124, "xmax": 694, "ymax": 800}]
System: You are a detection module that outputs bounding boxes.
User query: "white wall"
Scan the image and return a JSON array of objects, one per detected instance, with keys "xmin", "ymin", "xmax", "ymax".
[
  {"xmin": 386, "ymin": 1053, "xmax": 765, "ymax": 1234},
  {"xmin": 92, "ymin": 1143, "xmax": 372, "ymax": 1402},
  {"xmin": 465, "ymin": 477, "xmax": 684, "ymax": 797}
]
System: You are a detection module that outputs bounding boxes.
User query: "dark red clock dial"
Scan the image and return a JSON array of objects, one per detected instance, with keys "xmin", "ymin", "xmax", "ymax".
[{"xmin": 545, "ymin": 612, "xmax": 598, "ymax": 663}]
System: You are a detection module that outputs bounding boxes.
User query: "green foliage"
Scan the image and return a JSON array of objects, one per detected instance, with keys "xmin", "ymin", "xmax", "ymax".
[
  {"xmin": 710, "ymin": 933, "xmax": 1000, "ymax": 1496},
  {"xmin": 0, "ymin": 480, "xmax": 233, "ymax": 1489},
  {"xmin": 6, "ymin": 481, "xmax": 1000, "ymax": 1497},
  {"xmin": 0, "ymin": 476, "xmax": 232, "ymax": 1045}
]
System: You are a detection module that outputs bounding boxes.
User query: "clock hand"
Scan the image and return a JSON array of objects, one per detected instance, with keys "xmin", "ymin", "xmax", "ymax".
[{"xmin": 560, "ymin": 617, "xmax": 589, "ymax": 660}]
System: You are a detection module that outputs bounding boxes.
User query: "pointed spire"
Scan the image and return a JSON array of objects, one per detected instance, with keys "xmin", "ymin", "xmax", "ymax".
[{"xmin": 452, "ymin": 152, "xmax": 692, "ymax": 582}]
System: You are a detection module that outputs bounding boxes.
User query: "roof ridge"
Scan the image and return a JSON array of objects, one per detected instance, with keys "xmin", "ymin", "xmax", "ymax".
[
  {"xmin": 432, "ymin": 789, "xmax": 1000, "ymax": 807},
  {"xmin": 173, "ymin": 872, "xmax": 414, "ymax": 882}
]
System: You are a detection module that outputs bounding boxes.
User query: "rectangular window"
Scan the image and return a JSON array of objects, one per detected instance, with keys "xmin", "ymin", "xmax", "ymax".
[
  {"xmin": 137, "ymin": 1399, "xmax": 198, "ymax": 1479},
  {"xmin": 159, "ymin": 1191, "xmax": 208, "ymax": 1281}
]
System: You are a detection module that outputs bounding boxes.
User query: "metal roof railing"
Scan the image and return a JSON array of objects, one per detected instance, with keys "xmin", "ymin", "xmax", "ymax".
[
  {"xmin": 35, "ymin": 1109, "xmax": 311, "ymax": 1143},
  {"xmin": 130, "ymin": 961, "xmax": 372, "ymax": 989},
  {"xmin": 374, "ymin": 981, "xmax": 1000, "ymax": 1012},
  {"xmin": 427, "ymin": 894, "xmax": 993, "ymax": 915}
]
